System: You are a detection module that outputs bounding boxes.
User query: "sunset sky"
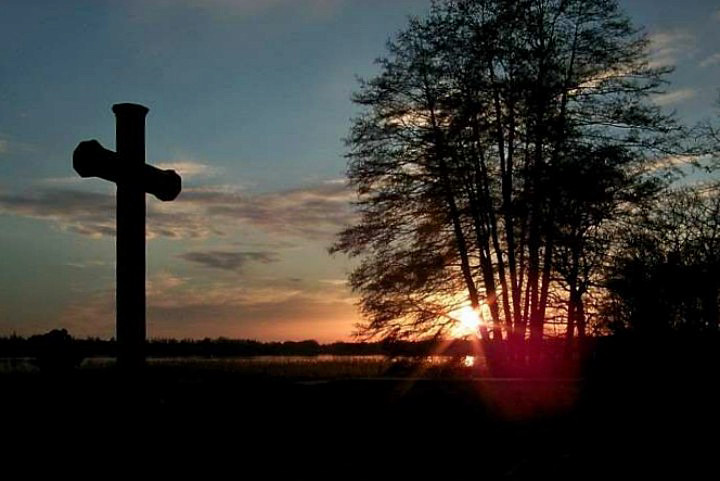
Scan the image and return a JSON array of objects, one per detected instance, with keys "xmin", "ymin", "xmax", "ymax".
[{"xmin": 1, "ymin": 0, "xmax": 719, "ymax": 342}]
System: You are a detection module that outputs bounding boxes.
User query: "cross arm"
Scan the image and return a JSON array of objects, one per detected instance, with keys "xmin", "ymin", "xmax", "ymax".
[{"xmin": 73, "ymin": 139, "xmax": 181, "ymax": 201}]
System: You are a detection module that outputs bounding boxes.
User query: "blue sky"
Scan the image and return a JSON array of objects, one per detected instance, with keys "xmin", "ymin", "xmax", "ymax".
[{"xmin": 1, "ymin": 0, "xmax": 719, "ymax": 341}]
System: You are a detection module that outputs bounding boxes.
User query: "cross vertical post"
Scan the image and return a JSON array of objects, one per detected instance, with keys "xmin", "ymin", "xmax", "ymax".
[
  {"xmin": 114, "ymin": 103, "xmax": 149, "ymax": 368},
  {"xmin": 73, "ymin": 103, "xmax": 181, "ymax": 370}
]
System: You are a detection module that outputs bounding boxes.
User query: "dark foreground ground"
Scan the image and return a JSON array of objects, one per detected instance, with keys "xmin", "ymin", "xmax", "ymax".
[{"xmin": 2, "ymin": 356, "xmax": 719, "ymax": 478}]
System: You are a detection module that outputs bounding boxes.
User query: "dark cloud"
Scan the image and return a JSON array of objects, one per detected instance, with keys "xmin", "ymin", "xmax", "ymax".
[
  {"xmin": 179, "ymin": 182, "xmax": 357, "ymax": 240},
  {"xmin": 0, "ymin": 188, "xmax": 213, "ymax": 238},
  {"xmin": 0, "ymin": 188, "xmax": 115, "ymax": 237},
  {"xmin": 0, "ymin": 181, "xmax": 356, "ymax": 241},
  {"xmin": 179, "ymin": 250, "xmax": 278, "ymax": 271}
]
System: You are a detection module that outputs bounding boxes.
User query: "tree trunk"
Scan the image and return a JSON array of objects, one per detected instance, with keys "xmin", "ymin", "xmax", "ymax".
[
  {"xmin": 577, "ymin": 295, "xmax": 586, "ymax": 341},
  {"xmin": 426, "ymin": 95, "xmax": 489, "ymax": 341},
  {"xmin": 488, "ymin": 69, "xmax": 515, "ymax": 336},
  {"xmin": 466, "ymin": 178, "xmax": 503, "ymax": 340},
  {"xmin": 467, "ymin": 119, "xmax": 503, "ymax": 339}
]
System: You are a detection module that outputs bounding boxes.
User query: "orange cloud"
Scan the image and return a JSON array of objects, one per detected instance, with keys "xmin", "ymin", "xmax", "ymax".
[{"xmin": 58, "ymin": 272, "xmax": 358, "ymax": 341}]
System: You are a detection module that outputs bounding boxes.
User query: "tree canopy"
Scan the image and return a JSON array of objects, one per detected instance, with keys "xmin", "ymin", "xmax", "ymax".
[{"xmin": 332, "ymin": 0, "xmax": 684, "ymax": 343}]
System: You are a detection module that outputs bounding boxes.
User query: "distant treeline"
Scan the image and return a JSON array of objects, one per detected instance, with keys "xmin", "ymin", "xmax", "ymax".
[
  {"xmin": 6, "ymin": 329, "xmax": 720, "ymax": 379},
  {"xmin": 0, "ymin": 329, "xmax": 480, "ymax": 359}
]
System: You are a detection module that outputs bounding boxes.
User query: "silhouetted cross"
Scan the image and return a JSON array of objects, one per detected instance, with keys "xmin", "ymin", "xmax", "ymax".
[{"xmin": 73, "ymin": 103, "xmax": 181, "ymax": 368}]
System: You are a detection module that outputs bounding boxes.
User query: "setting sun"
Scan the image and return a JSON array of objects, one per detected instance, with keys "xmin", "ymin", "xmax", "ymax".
[{"xmin": 450, "ymin": 306, "xmax": 483, "ymax": 337}]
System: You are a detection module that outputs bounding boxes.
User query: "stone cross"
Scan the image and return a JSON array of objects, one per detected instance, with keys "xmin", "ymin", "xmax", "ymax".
[{"xmin": 73, "ymin": 103, "xmax": 181, "ymax": 368}]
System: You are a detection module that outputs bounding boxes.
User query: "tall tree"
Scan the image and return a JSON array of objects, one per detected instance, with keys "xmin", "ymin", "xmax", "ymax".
[
  {"xmin": 332, "ymin": 0, "xmax": 679, "ymax": 343},
  {"xmin": 550, "ymin": 144, "xmax": 662, "ymax": 347}
]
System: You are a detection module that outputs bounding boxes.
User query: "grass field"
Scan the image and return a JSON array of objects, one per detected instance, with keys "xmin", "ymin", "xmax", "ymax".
[{"xmin": 1, "ymin": 353, "xmax": 717, "ymax": 476}]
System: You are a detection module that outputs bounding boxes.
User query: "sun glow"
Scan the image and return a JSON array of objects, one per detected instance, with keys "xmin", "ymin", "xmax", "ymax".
[{"xmin": 450, "ymin": 305, "xmax": 484, "ymax": 337}]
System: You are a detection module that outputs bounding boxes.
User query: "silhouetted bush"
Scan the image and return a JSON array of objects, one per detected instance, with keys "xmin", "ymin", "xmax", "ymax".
[{"xmin": 27, "ymin": 329, "xmax": 84, "ymax": 372}]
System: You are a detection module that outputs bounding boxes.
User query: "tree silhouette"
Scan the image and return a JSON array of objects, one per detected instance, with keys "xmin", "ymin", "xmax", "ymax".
[
  {"xmin": 332, "ymin": 0, "xmax": 681, "ymax": 344},
  {"xmin": 550, "ymin": 143, "xmax": 663, "ymax": 346},
  {"xmin": 604, "ymin": 182, "xmax": 720, "ymax": 333}
]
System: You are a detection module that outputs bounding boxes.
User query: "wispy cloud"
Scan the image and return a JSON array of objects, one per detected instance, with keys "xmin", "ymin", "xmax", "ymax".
[
  {"xmin": 37, "ymin": 177, "xmax": 89, "ymax": 187},
  {"xmin": 0, "ymin": 188, "xmax": 214, "ymax": 238},
  {"xmin": 648, "ymin": 30, "xmax": 695, "ymax": 68},
  {"xmin": 147, "ymin": 271, "xmax": 189, "ymax": 292},
  {"xmin": 0, "ymin": 188, "xmax": 117, "ymax": 238},
  {"xmin": 647, "ymin": 154, "xmax": 714, "ymax": 176},
  {"xmin": 648, "ymin": 154, "xmax": 697, "ymax": 172},
  {"xmin": 147, "ymin": 272, "xmax": 355, "ymax": 310},
  {"xmin": 700, "ymin": 53, "xmax": 720, "ymax": 68},
  {"xmin": 183, "ymin": 182, "xmax": 357, "ymax": 239},
  {"xmin": 652, "ymin": 88, "xmax": 697, "ymax": 106},
  {"xmin": 0, "ymin": 181, "xmax": 357, "ymax": 241},
  {"xmin": 154, "ymin": 161, "xmax": 218, "ymax": 179},
  {"xmin": 66, "ymin": 260, "xmax": 111, "ymax": 269},
  {"xmin": 179, "ymin": 250, "xmax": 278, "ymax": 271},
  {"xmin": 58, "ymin": 273, "xmax": 358, "ymax": 341}
]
